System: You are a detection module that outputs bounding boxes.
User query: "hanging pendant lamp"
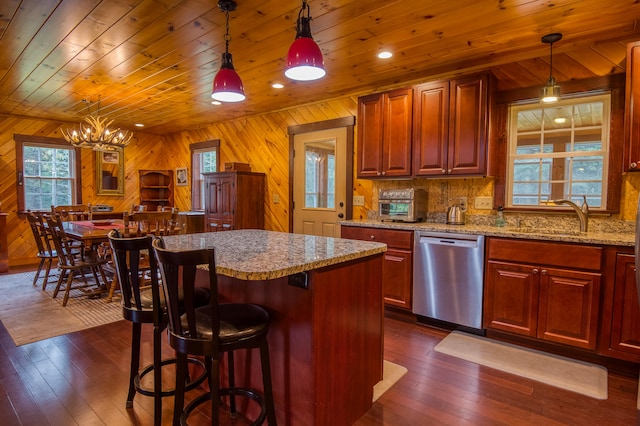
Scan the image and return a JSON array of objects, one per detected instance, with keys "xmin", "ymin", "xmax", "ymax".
[
  {"xmin": 211, "ymin": 0, "xmax": 245, "ymax": 102},
  {"xmin": 540, "ymin": 33, "xmax": 562, "ymax": 103},
  {"xmin": 285, "ymin": 0, "xmax": 326, "ymax": 81}
]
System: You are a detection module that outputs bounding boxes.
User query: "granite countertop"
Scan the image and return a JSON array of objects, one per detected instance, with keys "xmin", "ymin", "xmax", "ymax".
[
  {"xmin": 160, "ymin": 229, "xmax": 387, "ymax": 280},
  {"xmin": 340, "ymin": 219, "xmax": 635, "ymax": 247}
]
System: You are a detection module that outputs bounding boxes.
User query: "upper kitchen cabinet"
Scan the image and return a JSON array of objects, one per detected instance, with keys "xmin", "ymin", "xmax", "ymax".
[
  {"xmin": 624, "ymin": 41, "xmax": 640, "ymax": 172},
  {"xmin": 357, "ymin": 88, "xmax": 413, "ymax": 178},
  {"xmin": 413, "ymin": 73, "xmax": 492, "ymax": 176}
]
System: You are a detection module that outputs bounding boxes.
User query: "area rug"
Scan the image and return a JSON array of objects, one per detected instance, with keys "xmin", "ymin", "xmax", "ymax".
[
  {"xmin": 373, "ymin": 360, "xmax": 408, "ymax": 402},
  {"xmin": 434, "ymin": 331, "xmax": 608, "ymax": 399},
  {"xmin": 0, "ymin": 271, "xmax": 122, "ymax": 346}
]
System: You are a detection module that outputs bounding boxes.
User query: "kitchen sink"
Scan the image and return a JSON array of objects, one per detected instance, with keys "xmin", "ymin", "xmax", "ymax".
[{"xmin": 507, "ymin": 227, "xmax": 583, "ymax": 236}]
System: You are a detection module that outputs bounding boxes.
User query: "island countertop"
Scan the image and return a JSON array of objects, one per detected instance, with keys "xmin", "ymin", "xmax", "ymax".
[{"xmin": 161, "ymin": 229, "xmax": 387, "ymax": 280}]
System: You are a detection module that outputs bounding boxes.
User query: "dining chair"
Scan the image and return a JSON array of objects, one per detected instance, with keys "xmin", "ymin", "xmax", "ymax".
[
  {"xmin": 26, "ymin": 212, "xmax": 58, "ymax": 289},
  {"xmin": 46, "ymin": 214, "xmax": 109, "ymax": 306},
  {"xmin": 107, "ymin": 230, "xmax": 206, "ymax": 425},
  {"xmin": 152, "ymin": 238, "xmax": 277, "ymax": 425},
  {"xmin": 51, "ymin": 204, "xmax": 91, "ymax": 221}
]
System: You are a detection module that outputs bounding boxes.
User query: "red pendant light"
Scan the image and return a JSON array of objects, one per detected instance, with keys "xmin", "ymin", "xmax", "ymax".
[
  {"xmin": 211, "ymin": 0, "xmax": 245, "ymax": 102},
  {"xmin": 285, "ymin": 0, "xmax": 326, "ymax": 81}
]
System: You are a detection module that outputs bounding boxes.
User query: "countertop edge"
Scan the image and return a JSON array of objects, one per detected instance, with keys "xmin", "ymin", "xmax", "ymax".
[{"xmin": 340, "ymin": 220, "xmax": 635, "ymax": 247}]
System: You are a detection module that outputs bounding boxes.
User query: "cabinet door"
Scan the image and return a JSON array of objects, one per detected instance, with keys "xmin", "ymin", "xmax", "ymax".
[
  {"xmin": 625, "ymin": 41, "xmax": 640, "ymax": 172},
  {"xmin": 448, "ymin": 74, "xmax": 488, "ymax": 175},
  {"xmin": 484, "ymin": 261, "xmax": 538, "ymax": 337},
  {"xmin": 382, "ymin": 248, "xmax": 412, "ymax": 310},
  {"xmin": 217, "ymin": 176, "xmax": 235, "ymax": 222},
  {"xmin": 538, "ymin": 267, "xmax": 601, "ymax": 350},
  {"xmin": 413, "ymin": 81, "xmax": 449, "ymax": 176},
  {"xmin": 610, "ymin": 254, "xmax": 640, "ymax": 355},
  {"xmin": 381, "ymin": 88, "xmax": 413, "ymax": 177},
  {"xmin": 357, "ymin": 93, "xmax": 384, "ymax": 178},
  {"xmin": 206, "ymin": 177, "xmax": 221, "ymax": 216}
]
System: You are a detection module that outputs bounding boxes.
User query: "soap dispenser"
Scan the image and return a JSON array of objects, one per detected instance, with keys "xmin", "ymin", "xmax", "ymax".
[{"xmin": 495, "ymin": 206, "xmax": 506, "ymax": 227}]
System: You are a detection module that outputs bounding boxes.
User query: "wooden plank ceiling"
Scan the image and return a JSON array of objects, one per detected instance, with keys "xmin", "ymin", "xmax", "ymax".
[{"xmin": 0, "ymin": 0, "xmax": 638, "ymax": 135}]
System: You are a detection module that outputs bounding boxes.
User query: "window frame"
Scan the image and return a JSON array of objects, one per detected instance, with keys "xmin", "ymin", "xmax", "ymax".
[
  {"xmin": 505, "ymin": 94, "xmax": 611, "ymax": 210},
  {"xmin": 190, "ymin": 139, "xmax": 220, "ymax": 211},
  {"xmin": 15, "ymin": 134, "xmax": 82, "ymax": 214},
  {"xmin": 492, "ymin": 75, "xmax": 625, "ymax": 213}
]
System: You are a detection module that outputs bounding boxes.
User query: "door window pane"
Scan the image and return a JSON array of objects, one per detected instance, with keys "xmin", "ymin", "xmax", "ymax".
[{"xmin": 304, "ymin": 139, "xmax": 335, "ymax": 209}]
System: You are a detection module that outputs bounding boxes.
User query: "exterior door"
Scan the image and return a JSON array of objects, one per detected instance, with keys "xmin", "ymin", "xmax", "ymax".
[{"xmin": 293, "ymin": 127, "xmax": 348, "ymax": 237}]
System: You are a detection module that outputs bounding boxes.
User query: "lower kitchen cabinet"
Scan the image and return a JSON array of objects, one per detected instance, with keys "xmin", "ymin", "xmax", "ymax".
[
  {"xmin": 484, "ymin": 238, "xmax": 602, "ymax": 350},
  {"xmin": 341, "ymin": 226, "xmax": 413, "ymax": 311},
  {"xmin": 599, "ymin": 248, "xmax": 640, "ymax": 361}
]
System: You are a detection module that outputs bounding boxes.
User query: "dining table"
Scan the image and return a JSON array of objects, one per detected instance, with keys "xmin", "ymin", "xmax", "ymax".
[{"xmin": 63, "ymin": 219, "xmax": 125, "ymax": 302}]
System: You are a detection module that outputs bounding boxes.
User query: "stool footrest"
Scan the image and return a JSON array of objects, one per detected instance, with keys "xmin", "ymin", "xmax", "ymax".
[
  {"xmin": 134, "ymin": 356, "xmax": 207, "ymax": 398},
  {"xmin": 181, "ymin": 386, "xmax": 268, "ymax": 426}
]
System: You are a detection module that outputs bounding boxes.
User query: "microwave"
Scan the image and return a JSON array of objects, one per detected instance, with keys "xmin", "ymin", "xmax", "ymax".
[{"xmin": 378, "ymin": 188, "xmax": 427, "ymax": 222}]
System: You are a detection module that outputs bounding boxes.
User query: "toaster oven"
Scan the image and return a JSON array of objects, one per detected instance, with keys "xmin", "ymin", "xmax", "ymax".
[{"xmin": 378, "ymin": 188, "xmax": 427, "ymax": 222}]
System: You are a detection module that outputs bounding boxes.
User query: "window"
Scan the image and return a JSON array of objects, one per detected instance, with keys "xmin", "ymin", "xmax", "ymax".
[
  {"xmin": 15, "ymin": 135, "xmax": 82, "ymax": 213},
  {"xmin": 506, "ymin": 94, "xmax": 610, "ymax": 210},
  {"xmin": 304, "ymin": 142, "xmax": 336, "ymax": 209},
  {"xmin": 190, "ymin": 140, "xmax": 220, "ymax": 210}
]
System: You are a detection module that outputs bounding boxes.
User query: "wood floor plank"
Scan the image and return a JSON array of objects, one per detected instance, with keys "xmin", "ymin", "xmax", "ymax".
[{"xmin": 0, "ymin": 287, "xmax": 637, "ymax": 425}]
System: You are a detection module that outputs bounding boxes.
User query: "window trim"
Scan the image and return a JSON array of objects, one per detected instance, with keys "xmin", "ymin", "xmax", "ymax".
[
  {"xmin": 492, "ymin": 74, "xmax": 625, "ymax": 213},
  {"xmin": 189, "ymin": 139, "xmax": 220, "ymax": 211},
  {"xmin": 505, "ymin": 94, "xmax": 611, "ymax": 210},
  {"xmin": 14, "ymin": 134, "xmax": 82, "ymax": 214}
]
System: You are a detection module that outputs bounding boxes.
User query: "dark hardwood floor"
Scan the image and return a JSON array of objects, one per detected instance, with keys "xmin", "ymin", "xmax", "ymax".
[{"xmin": 1, "ymin": 266, "xmax": 639, "ymax": 425}]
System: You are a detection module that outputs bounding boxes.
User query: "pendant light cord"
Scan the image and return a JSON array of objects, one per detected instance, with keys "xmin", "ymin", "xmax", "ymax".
[{"xmin": 223, "ymin": 7, "xmax": 231, "ymax": 54}]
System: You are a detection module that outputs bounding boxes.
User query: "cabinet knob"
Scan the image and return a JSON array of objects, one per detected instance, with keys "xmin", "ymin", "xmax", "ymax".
[
  {"xmin": 441, "ymin": 169, "xmax": 446, "ymax": 174},
  {"xmin": 376, "ymin": 172, "xmax": 381, "ymax": 176},
  {"xmin": 381, "ymin": 171, "xmax": 386, "ymax": 176},
  {"xmin": 447, "ymin": 169, "xmax": 452, "ymax": 173},
  {"xmin": 370, "ymin": 235, "xmax": 375, "ymax": 240},
  {"xmin": 631, "ymin": 162, "xmax": 638, "ymax": 169},
  {"xmin": 541, "ymin": 269, "xmax": 548, "ymax": 275},
  {"xmin": 533, "ymin": 268, "xmax": 539, "ymax": 274}
]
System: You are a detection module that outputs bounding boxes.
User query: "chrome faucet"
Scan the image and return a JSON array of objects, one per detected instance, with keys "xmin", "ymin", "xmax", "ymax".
[{"xmin": 541, "ymin": 196, "xmax": 589, "ymax": 232}]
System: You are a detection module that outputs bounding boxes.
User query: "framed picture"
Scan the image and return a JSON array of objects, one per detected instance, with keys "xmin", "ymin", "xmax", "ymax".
[{"xmin": 176, "ymin": 167, "xmax": 188, "ymax": 186}]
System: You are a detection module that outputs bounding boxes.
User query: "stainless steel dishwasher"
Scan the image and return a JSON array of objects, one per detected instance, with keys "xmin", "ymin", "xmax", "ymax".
[{"xmin": 413, "ymin": 231, "xmax": 485, "ymax": 330}]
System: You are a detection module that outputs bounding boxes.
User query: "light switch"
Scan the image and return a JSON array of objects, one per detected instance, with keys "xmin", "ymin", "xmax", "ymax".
[
  {"xmin": 353, "ymin": 195, "xmax": 365, "ymax": 206},
  {"xmin": 273, "ymin": 194, "xmax": 280, "ymax": 204}
]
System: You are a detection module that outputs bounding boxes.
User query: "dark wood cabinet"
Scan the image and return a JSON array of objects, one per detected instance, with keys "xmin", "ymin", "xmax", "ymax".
[
  {"xmin": 413, "ymin": 73, "xmax": 490, "ymax": 176},
  {"xmin": 624, "ymin": 41, "xmax": 640, "ymax": 172},
  {"xmin": 203, "ymin": 171, "xmax": 264, "ymax": 232},
  {"xmin": 600, "ymin": 249, "xmax": 640, "ymax": 361},
  {"xmin": 139, "ymin": 170, "xmax": 173, "ymax": 211},
  {"xmin": 357, "ymin": 88, "xmax": 413, "ymax": 179},
  {"xmin": 484, "ymin": 238, "xmax": 602, "ymax": 350},
  {"xmin": 340, "ymin": 226, "xmax": 413, "ymax": 310}
]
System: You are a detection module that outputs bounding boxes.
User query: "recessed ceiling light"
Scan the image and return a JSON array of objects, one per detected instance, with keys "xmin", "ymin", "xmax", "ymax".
[
  {"xmin": 211, "ymin": 100, "xmax": 222, "ymax": 105},
  {"xmin": 272, "ymin": 83, "xmax": 284, "ymax": 89},
  {"xmin": 134, "ymin": 123, "xmax": 144, "ymax": 127},
  {"xmin": 377, "ymin": 51, "xmax": 393, "ymax": 59},
  {"xmin": 554, "ymin": 117, "xmax": 567, "ymax": 124}
]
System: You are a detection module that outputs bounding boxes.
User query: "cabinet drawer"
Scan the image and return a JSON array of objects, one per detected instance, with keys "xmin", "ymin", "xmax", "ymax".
[
  {"xmin": 487, "ymin": 238, "xmax": 602, "ymax": 271},
  {"xmin": 341, "ymin": 226, "xmax": 413, "ymax": 250}
]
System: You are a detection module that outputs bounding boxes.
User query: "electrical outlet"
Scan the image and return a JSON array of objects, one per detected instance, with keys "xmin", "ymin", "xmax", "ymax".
[
  {"xmin": 272, "ymin": 194, "xmax": 280, "ymax": 204},
  {"xmin": 353, "ymin": 195, "xmax": 365, "ymax": 206},
  {"xmin": 458, "ymin": 197, "xmax": 467, "ymax": 210},
  {"xmin": 474, "ymin": 196, "xmax": 493, "ymax": 210}
]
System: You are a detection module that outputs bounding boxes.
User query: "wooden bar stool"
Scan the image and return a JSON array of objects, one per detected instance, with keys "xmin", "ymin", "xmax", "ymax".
[
  {"xmin": 152, "ymin": 238, "xmax": 277, "ymax": 425},
  {"xmin": 108, "ymin": 231, "xmax": 206, "ymax": 425}
]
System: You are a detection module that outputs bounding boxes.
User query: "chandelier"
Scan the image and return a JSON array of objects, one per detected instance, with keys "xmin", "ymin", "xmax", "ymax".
[{"xmin": 61, "ymin": 99, "xmax": 133, "ymax": 151}]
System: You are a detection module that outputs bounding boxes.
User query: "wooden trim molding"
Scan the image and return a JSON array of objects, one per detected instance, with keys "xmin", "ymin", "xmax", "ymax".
[{"xmin": 287, "ymin": 117, "xmax": 356, "ymax": 233}]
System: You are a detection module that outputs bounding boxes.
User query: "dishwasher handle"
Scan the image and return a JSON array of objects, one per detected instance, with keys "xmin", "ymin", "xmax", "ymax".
[{"xmin": 419, "ymin": 236, "xmax": 479, "ymax": 249}]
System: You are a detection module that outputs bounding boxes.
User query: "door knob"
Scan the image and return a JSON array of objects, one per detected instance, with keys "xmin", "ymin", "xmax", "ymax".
[{"xmin": 338, "ymin": 213, "xmax": 344, "ymax": 219}]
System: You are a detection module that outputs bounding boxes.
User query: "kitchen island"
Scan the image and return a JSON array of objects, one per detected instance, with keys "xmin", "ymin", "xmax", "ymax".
[{"xmin": 161, "ymin": 230, "xmax": 387, "ymax": 425}]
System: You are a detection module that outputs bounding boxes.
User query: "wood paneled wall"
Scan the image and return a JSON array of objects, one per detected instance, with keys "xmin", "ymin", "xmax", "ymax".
[
  {"xmin": 0, "ymin": 114, "xmax": 171, "ymax": 265},
  {"xmin": 3, "ymin": 91, "xmax": 640, "ymax": 267},
  {"xmin": 164, "ymin": 97, "xmax": 374, "ymax": 233}
]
